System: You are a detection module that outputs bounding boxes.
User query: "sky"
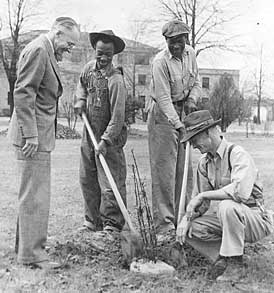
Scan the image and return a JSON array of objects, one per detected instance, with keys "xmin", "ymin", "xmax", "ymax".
[{"xmin": 1, "ymin": 0, "xmax": 274, "ymax": 96}]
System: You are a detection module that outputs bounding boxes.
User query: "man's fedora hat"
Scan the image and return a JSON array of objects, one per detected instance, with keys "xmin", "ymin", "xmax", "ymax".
[
  {"xmin": 181, "ymin": 110, "xmax": 221, "ymax": 143},
  {"xmin": 89, "ymin": 30, "xmax": 125, "ymax": 54}
]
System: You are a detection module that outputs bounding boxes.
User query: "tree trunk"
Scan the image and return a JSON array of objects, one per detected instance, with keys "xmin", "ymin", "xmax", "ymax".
[
  {"xmin": 8, "ymin": 80, "xmax": 15, "ymax": 116},
  {"xmin": 257, "ymin": 97, "xmax": 261, "ymax": 124}
]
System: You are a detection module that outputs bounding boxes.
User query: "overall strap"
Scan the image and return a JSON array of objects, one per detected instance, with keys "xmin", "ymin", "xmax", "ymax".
[{"xmin": 227, "ymin": 144, "xmax": 236, "ymax": 172}]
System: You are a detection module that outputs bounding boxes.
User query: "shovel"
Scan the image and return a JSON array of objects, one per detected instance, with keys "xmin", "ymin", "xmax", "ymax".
[
  {"xmin": 177, "ymin": 141, "xmax": 191, "ymax": 233},
  {"xmin": 82, "ymin": 113, "xmax": 143, "ymax": 262}
]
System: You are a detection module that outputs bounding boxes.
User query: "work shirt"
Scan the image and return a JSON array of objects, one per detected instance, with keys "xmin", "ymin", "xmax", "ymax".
[
  {"xmin": 75, "ymin": 60, "xmax": 127, "ymax": 145},
  {"xmin": 193, "ymin": 137, "xmax": 264, "ymax": 213},
  {"xmin": 150, "ymin": 44, "xmax": 201, "ymax": 129}
]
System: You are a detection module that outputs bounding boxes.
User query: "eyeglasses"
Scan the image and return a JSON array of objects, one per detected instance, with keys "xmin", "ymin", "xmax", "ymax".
[{"xmin": 67, "ymin": 41, "xmax": 75, "ymax": 49}]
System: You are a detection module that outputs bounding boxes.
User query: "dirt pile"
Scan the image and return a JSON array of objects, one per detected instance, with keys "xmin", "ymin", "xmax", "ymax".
[
  {"xmin": 0, "ymin": 124, "xmax": 81, "ymax": 139},
  {"xmin": 0, "ymin": 129, "xmax": 8, "ymax": 136},
  {"xmin": 56, "ymin": 124, "xmax": 81, "ymax": 139}
]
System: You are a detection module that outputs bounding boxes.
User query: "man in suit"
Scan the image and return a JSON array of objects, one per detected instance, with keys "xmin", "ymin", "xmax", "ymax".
[{"xmin": 8, "ymin": 17, "xmax": 80, "ymax": 269}]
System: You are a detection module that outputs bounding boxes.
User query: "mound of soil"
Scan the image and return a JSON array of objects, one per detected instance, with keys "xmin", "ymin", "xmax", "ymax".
[
  {"xmin": 56, "ymin": 124, "xmax": 81, "ymax": 139},
  {"xmin": 0, "ymin": 129, "xmax": 8, "ymax": 137},
  {"xmin": 0, "ymin": 124, "xmax": 81, "ymax": 140}
]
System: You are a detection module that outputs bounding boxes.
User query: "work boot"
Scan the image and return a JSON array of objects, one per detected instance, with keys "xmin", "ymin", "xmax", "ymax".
[
  {"xmin": 216, "ymin": 255, "xmax": 245, "ymax": 283},
  {"xmin": 89, "ymin": 225, "xmax": 119, "ymax": 251},
  {"xmin": 207, "ymin": 255, "xmax": 227, "ymax": 280},
  {"xmin": 78, "ymin": 220, "xmax": 96, "ymax": 232}
]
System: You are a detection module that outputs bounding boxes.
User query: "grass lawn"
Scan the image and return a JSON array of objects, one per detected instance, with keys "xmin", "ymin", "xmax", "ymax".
[{"xmin": 0, "ymin": 131, "xmax": 274, "ymax": 292}]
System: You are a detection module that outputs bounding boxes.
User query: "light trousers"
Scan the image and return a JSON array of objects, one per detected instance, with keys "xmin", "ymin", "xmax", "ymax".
[
  {"xmin": 148, "ymin": 103, "xmax": 193, "ymax": 233},
  {"xmin": 15, "ymin": 149, "xmax": 51, "ymax": 264},
  {"xmin": 187, "ymin": 200, "xmax": 272, "ymax": 262}
]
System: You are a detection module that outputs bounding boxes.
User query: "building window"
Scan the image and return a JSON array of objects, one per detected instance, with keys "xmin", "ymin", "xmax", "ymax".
[
  {"xmin": 138, "ymin": 74, "xmax": 147, "ymax": 85},
  {"xmin": 135, "ymin": 54, "xmax": 149, "ymax": 65},
  {"xmin": 202, "ymin": 77, "xmax": 210, "ymax": 89}
]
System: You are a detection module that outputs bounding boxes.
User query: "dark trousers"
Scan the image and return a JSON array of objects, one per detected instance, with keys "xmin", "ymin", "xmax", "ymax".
[{"xmin": 79, "ymin": 128, "xmax": 127, "ymax": 231}]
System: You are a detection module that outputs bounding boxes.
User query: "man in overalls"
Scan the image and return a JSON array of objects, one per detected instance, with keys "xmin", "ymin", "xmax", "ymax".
[{"xmin": 74, "ymin": 30, "xmax": 127, "ymax": 236}]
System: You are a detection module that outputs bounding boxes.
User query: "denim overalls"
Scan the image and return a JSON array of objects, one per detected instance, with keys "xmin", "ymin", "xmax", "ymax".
[{"xmin": 79, "ymin": 66, "xmax": 127, "ymax": 231}]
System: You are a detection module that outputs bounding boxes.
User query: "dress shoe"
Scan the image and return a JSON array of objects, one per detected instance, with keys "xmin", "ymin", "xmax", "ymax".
[{"xmin": 25, "ymin": 261, "xmax": 62, "ymax": 270}]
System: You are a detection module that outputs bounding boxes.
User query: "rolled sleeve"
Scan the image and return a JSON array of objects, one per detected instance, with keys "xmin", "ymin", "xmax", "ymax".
[
  {"xmin": 101, "ymin": 77, "xmax": 127, "ymax": 144},
  {"xmin": 188, "ymin": 51, "xmax": 201, "ymax": 103},
  {"xmin": 14, "ymin": 47, "xmax": 46, "ymax": 138},
  {"xmin": 221, "ymin": 147, "xmax": 257, "ymax": 202},
  {"xmin": 152, "ymin": 60, "xmax": 183, "ymax": 129},
  {"xmin": 74, "ymin": 69, "xmax": 88, "ymax": 105}
]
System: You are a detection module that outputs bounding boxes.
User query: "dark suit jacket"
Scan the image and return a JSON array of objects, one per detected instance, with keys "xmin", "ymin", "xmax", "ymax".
[{"xmin": 9, "ymin": 35, "xmax": 63, "ymax": 152}]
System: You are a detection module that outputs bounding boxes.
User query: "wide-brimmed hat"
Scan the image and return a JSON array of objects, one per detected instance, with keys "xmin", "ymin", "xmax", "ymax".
[
  {"xmin": 162, "ymin": 20, "xmax": 190, "ymax": 38},
  {"xmin": 181, "ymin": 110, "xmax": 221, "ymax": 143},
  {"xmin": 89, "ymin": 30, "xmax": 125, "ymax": 54}
]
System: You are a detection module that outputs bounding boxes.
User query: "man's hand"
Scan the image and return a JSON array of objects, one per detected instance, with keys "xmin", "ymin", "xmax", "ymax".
[
  {"xmin": 176, "ymin": 215, "xmax": 193, "ymax": 244},
  {"xmin": 96, "ymin": 140, "xmax": 107, "ymax": 156},
  {"xmin": 22, "ymin": 137, "xmax": 38, "ymax": 158},
  {"xmin": 74, "ymin": 100, "xmax": 86, "ymax": 116},
  {"xmin": 184, "ymin": 99, "xmax": 197, "ymax": 115},
  {"xmin": 177, "ymin": 126, "xmax": 186, "ymax": 141}
]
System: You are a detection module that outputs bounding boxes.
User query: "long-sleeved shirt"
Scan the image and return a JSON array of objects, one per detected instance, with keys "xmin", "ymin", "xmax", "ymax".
[
  {"xmin": 150, "ymin": 44, "xmax": 201, "ymax": 129},
  {"xmin": 193, "ymin": 137, "xmax": 264, "ymax": 214},
  {"xmin": 75, "ymin": 60, "xmax": 127, "ymax": 145}
]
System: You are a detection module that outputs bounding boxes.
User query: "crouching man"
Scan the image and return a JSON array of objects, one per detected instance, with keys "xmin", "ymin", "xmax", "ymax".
[{"xmin": 176, "ymin": 110, "xmax": 273, "ymax": 282}]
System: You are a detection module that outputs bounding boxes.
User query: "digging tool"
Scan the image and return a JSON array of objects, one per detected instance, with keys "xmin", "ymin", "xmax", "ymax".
[
  {"xmin": 81, "ymin": 113, "xmax": 143, "ymax": 262},
  {"xmin": 177, "ymin": 141, "xmax": 191, "ymax": 227}
]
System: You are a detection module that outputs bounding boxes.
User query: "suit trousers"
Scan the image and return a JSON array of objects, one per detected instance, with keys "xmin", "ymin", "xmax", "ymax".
[
  {"xmin": 186, "ymin": 200, "xmax": 273, "ymax": 262},
  {"xmin": 148, "ymin": 103, "xmax": 193, "ymax": 233},
  {"xmin": 15, "ymin": 149, "xmax": 50, "ymax": 264},
  {"xmin": 79, "ymin": 128, "xmax": 127, "ymax": 231}
]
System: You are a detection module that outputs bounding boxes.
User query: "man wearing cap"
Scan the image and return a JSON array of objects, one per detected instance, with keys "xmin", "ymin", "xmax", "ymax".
[
  {"xmin": 8, "ymin": 17, "xmax": 80, "ymax": 269},
  {"xmin": 176, "ymin": 110, "xmax": 273, "ymax": 281},
  {"xmin": 74, "ymin": 30, "xmax": 127, "ymax": 236},
  {"xmin": 148, "ymin": 20, "xmax": 201, "ymax": 240}
]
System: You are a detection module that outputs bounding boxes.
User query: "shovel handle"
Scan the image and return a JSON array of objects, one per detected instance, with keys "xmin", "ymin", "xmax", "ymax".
[
  {"xmin": 82, "ymin": 113, "xmax": 137, "ymax": 234},
  {"xmin": 177, "ymin": 141, "xmax": 190, "ymax": 225}
]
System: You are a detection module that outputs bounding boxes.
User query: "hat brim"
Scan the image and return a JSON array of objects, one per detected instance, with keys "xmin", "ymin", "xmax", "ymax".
[
  {"xmin": 180, "ymin": 119, "xmax": 221, "ymax": 143},
  {"xmin": 89, "ymin": 32, "xmax": 125, "ymax": 54}
]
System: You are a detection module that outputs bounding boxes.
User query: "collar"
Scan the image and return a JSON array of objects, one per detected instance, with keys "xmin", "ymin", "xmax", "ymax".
[
  {"xmin": 206, "ymin": 137, "xmax": 228, "ymax": 161},
  {"xmin": 94, "ymin": 62, "xmax": 114, "ymax": 77},
  {"xmin": 168, "ymin": 44, "xmax": 190, "ymax": 60},
  {"xmin": 45, "ymin": 33, "xmax": 54, "ymax": 54}
]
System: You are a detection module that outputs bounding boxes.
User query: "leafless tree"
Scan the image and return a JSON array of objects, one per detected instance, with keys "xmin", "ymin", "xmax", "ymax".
[
  {"xmin": 158, "ymin": 0, "xmax": 240, "ymax": 56},
  {"xmin": 0, "ymin": 0, "xmax": 43, "ymax": 116},
  {"xmin": 210, "ymin": 73, "xmax": 242, "ymax": 132},
  {"xmin": 253, "ymin": 45, "xmax": 264, "ymax": 124}
]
